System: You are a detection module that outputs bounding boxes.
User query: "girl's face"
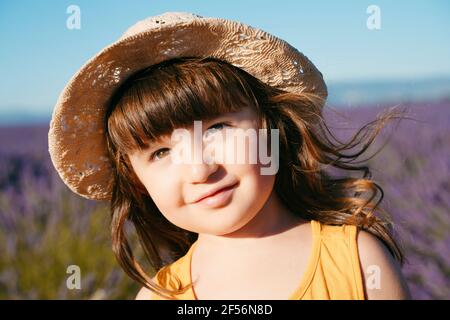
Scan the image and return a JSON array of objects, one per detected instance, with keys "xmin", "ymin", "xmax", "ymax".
[{"xmin": 127, "ymin": 106, "xmax": 276, "ymax": 236}]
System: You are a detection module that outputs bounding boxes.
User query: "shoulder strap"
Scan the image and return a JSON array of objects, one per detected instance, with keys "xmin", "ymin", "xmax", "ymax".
[{"xmin": 315, "ymin": 221, "xmax": 366, "ymax": 299}]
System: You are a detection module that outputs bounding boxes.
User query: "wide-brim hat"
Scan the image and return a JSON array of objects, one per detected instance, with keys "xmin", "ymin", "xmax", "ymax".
[{"xmin": 48, "ymin": 11, "xmax": 327, "ymax": 201}]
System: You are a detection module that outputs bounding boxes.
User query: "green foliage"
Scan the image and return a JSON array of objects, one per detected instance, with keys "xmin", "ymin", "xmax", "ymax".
[{"xmin": 0, "ymin": 200, "xmax": 142, "ymax": 299}]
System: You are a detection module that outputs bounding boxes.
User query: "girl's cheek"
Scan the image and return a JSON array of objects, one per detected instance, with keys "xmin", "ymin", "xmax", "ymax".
[
  {"xmin": 209, "ymin": 129, "xmax": 258, "ymax": 165},
  {"xmin": 149, "ymin": 159, "xmax": 196, "ymax": 208}
]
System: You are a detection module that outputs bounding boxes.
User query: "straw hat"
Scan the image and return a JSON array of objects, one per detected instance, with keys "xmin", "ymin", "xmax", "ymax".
[{"xmin": 48, "ymin": 12, "xmax": 327, "ymax": 201}]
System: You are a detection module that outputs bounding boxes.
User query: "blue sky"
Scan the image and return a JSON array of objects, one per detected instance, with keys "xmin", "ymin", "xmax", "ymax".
[{"xmin": 0, "ymin": 0, "xmax": 449, "ymax": 115}]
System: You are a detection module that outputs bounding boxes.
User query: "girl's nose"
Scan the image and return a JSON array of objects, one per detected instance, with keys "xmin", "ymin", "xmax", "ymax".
[{"xmin": 188, "ymin": 160, "xmax": 219, "ymax": 183}]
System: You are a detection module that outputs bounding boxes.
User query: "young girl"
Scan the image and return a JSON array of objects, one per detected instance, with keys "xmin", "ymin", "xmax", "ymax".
[{"xmin": 48, "ymin": 12, "xmax": 411, "ymax": 300}]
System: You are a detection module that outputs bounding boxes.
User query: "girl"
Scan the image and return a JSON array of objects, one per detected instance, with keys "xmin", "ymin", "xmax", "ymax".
[{"xmin": 48, "ymin": 12, "xmax": 411, "ymax": 300}]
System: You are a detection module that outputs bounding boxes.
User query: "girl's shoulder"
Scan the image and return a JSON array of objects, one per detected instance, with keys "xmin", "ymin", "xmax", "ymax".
[
  {"xmin": 355, "ymin": 227, "xmax": 412, "ymax": 299},
  {"xmin": 312, "ymin": 219, "xmax": 410, "ymax": 299}
]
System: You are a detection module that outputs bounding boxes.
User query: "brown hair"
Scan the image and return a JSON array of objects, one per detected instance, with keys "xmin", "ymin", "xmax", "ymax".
[{"xmin": 105, "ymin": 56, "xmax": 406, "ymax": 299}]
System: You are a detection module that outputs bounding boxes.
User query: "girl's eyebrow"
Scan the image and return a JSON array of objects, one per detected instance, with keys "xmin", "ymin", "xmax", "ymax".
[
  {"xmin": 138, "ymin": 134, "xmax": 170, "ymax": 154},
  {"xmin": 140, "ymin": 113, "xmax": 237, "ymax": 153},
  {"xmin": 143, "ymin": 136, "xmax": 170, "ymax": 150},
  {"xmin": 204, "ymin": 112, "xmax": 236, "ymax": 124}
]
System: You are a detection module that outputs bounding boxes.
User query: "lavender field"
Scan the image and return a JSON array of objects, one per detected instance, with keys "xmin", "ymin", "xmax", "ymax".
[{"xmin": 0, "ymin": 100, "xmax": 449, "ymax": 299}]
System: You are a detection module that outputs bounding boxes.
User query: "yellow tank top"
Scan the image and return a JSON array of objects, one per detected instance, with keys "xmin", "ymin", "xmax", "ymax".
[{"xmin": 150, "ymin": 220, "xmax": 365, "ymax": 300}]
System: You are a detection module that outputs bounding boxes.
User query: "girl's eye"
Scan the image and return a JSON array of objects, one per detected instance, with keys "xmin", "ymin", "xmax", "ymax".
[
  {"xmin": 150, "ymin": 148, "xmax": 170, "ymax": 161},
  {"xmin": 204, "ymin": 122, "xmax": 230, "ymax": 138}
]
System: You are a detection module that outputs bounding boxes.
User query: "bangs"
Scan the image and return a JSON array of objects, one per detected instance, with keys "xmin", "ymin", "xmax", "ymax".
[{"xmin": 106, "ymin": 57, "xmax": 264, "ymax": 154}]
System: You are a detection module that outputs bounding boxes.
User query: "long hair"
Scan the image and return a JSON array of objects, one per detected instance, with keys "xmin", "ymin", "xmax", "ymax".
[{"xmin": 104, "ymin": 56, "xmax": 406, "ymax": 299}]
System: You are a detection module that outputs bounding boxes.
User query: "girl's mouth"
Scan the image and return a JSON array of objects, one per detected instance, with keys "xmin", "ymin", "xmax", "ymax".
[{"xmin": 192, "ymin": 182, "xmax": 238, "ymax": 209}]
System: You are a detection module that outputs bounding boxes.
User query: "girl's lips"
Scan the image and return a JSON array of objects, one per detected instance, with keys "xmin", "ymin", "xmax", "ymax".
[{"xmin": 192, "ymin": 183, "xmax": 238, "ymax": 208}]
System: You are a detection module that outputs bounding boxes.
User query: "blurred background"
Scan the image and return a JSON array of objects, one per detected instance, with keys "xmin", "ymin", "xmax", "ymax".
[{"xmin": 0, "ymin": 0, "xmax": 449, "ymax": 299}]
